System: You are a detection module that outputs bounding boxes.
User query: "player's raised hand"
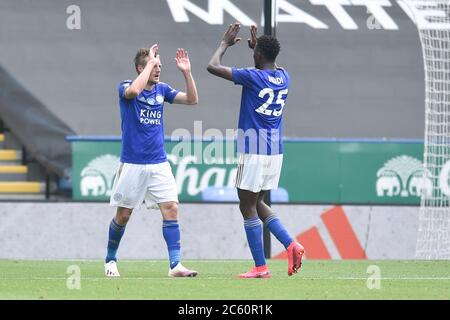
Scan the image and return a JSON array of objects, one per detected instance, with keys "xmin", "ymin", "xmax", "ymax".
[
  {"xmin": 149, "ymin": 44, "xmax": 159, "ymax": 62},
  {"xmin": 175, "ymin": 48, "xmax": 191, "ymax": 74},
  {"xmin": 222, "ymin": 22, "xmax": 241, "ymax": 47},
  {"xmin": 247, "ymin": 25, "xmax": 257, "ymax": 49}
]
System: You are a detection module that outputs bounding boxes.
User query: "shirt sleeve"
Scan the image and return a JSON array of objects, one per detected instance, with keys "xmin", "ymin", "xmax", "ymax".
[
  {"xmin": 162, "ymin": 83, "xmax": 180, "ymax": 104},
  {"xmin": 118, "ymin": 80, "xmax": 132, "ymax": 99},
  {"xmin": 232, "ymin": 67, "xmax": 255, "ymax": 88}
]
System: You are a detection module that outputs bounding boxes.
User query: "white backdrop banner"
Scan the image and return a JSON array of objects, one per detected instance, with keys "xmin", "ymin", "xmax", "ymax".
[{"xmin": 0, "ymin": 203, "xmax": 419, "ymax": 260}]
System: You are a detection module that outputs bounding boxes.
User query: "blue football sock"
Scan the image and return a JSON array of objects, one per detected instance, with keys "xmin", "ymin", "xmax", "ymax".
[
  {"xmin": 106, "ymin": 218, "xmax": 126, "ymax": 263},
  {"xmin": 265, "ymin": 214, "xmax": 293, "ymax": 249},
  {"xmin": 244, "ymin": 216, "xmax": 266, "ymax": 267},
  {"xmin": 163, "ymin": 220, "xmax": 181, "ymax": 269}
]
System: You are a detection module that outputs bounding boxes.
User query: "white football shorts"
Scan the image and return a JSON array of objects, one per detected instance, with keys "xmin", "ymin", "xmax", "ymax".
[
  {"xmin": 235, "ymin": 153, "xmax": 283, "ymax": 193},
  {"xmin": 109, "ymin": 161, "xmax": 178, "ymax": 209}
]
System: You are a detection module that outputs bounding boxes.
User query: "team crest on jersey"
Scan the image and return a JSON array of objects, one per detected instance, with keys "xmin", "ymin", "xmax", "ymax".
[
  {"xmin": 156, "ymin": 95, "xmax": 164, "ymax": 104},
  {"xmin": 144, "ymin": 95, "xmax": 163, "ymax": 105}
]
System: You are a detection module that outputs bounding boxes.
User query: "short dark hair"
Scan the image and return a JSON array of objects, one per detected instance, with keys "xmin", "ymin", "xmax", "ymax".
[
  {"xmin": 255, "ymin": 35, "xmax": 280, "ymax": 62},
  {"xmin": 134, "ymin": 48, "xmax": 150, "ymax": 68}
]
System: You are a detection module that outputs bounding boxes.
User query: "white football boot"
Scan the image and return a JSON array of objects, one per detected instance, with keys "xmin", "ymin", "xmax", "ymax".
[
  {"xmin": 104, "ymin": 260, "xmax": 120, "ymax": 277},
  {"xmin": 168, "ymin": 263, "xmax": 198, "ymax": 277}
]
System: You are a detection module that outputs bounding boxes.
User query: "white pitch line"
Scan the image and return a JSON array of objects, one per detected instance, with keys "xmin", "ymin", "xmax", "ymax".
[
  {"xmin": 1, "ymin": 277, "xmax": 449, "ymax": 281},
  {"xmin": 336, "ymin": 277, "xmax": 450, "ymax": 280}
]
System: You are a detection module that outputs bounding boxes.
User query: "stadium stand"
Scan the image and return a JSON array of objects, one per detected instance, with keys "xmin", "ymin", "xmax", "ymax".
[
  {"xmin": 0, "ymin": 0, "xmax": 424, "ymax": 139},
  {"xmin": 0, "ymin": 126, "xmax": 45, "ymax": 199},
  {"xmin": 0, "ymin": 64, "xmax": 74, "ymax": 199},
  {"xmin": 0, "ymin": 0, "xmax": 426, "ymax": 199}
]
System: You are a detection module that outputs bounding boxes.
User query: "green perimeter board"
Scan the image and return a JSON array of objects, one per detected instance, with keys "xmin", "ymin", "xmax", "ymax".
[{"xmin": 72, "ymin": 139, "xmax": 425, "ymax": 204}]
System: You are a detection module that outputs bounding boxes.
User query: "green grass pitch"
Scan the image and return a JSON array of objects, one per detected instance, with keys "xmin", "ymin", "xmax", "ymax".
[{"xmin": 0, "ymin": 260, "xmax": 449, "ymax": 299}]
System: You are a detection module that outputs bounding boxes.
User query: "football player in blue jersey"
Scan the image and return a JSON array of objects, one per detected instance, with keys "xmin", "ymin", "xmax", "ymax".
[
  {"xmin": 105, "ymin": 44, "xmax": 198, "ymax": 278},
  {"xmin": 207, "ymin": 23, "xmax": 305, "ymax": 278}
]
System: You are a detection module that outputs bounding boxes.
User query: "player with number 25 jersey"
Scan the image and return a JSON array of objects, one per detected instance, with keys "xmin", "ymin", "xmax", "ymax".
[{"xmin": 207, "ymin": 22, "xmax": 304, "ymax": 279}]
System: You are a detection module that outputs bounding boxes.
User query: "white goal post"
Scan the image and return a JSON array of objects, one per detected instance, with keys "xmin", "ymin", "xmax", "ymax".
[{"xmin": 405, "ymin": 0, "xmax": 450, "ymax": 259}]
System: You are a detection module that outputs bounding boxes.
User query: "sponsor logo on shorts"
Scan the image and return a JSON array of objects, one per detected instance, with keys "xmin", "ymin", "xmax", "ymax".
[{"xmin": 113, "ymin": 193, "xmax": 123, "ymax": 202}]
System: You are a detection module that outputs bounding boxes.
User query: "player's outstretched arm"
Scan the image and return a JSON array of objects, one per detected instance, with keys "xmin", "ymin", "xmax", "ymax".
[
  {"xmin": 206, "ymin": 22, "xmax": 241, "ymax": 81},
  {"xmin": 124, "ymin": 44, "xmax": 159, "ymax": 99},
  {"xmin": 173, "ymin": 48, "xmax": 198, "ymax": 105}
]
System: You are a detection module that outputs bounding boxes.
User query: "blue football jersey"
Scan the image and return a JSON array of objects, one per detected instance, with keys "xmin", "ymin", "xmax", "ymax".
[
  {"xmin": 232, "ymin": 67, "xmax": 290, "ymax": 155},
  {"xmin": 118, "ymin": 80, "xmax": 179, "ymax": 164}
]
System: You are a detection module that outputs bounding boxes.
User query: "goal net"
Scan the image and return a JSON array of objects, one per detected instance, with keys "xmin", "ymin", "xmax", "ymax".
[{"xmin": 407, "ymin": 0, "xmax": 450, "ymax": 259}]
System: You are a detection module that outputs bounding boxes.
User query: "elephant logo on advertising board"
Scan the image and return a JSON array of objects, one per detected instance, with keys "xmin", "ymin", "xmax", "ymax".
[
  {"xmin": 376, "ymin": 171, "xmax": 401, "ymax": 197},
  {"xmin": 376, "ymin": 155, "xmax": 432, "ymax": 198},
  {"xmin": 80, "ymin": 154, "xmax": 120, "ymax": 197}
]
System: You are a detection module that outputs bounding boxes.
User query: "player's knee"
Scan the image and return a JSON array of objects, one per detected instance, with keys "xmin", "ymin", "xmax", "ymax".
[
  {"xmin": 256, "ymin": 199, "xmax": 265, "ymax": 210},
  {"xmin": 116, "ymin": 207, "xmax": 132, "ymax": 225},
  {"xmin": 160, "ymin": 202, "xmax": 178, "ymax": 219},
  {"xmin": 239, "ymin": 201, "xmax": 256, "ymax": 216}
]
